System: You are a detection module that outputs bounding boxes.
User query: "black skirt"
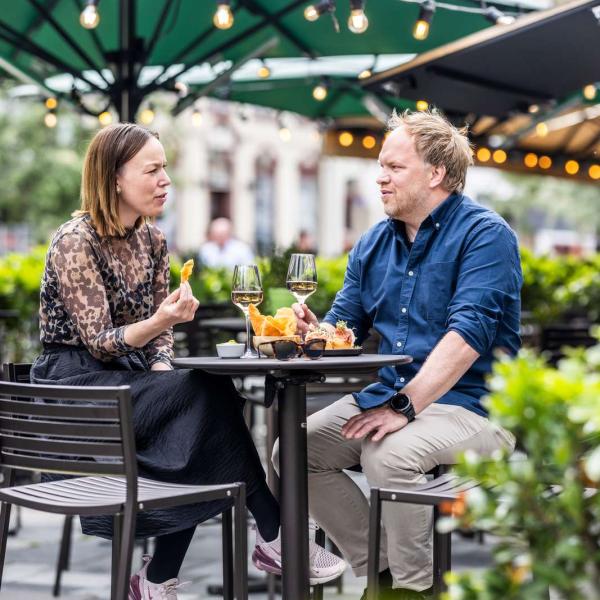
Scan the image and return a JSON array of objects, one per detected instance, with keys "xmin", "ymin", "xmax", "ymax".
[{"xmin": 31, "ymin": 345, "xmax": 266, "ymax": 540}]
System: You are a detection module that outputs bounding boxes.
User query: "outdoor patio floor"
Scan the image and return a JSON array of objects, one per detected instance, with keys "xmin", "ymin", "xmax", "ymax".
[{"xmin": 2, "ymin": 487, "xmax": 495, "ymax": 599}]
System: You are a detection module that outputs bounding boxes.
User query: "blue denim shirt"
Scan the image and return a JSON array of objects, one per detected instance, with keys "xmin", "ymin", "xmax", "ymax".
[{"xmin": 323, "ymin": 193, "xmax": 522, "ymax": 417}]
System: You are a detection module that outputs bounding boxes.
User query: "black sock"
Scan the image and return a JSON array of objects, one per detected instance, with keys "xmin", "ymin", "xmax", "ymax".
[
  {"xmin": 146, "ymin": 525, "xmax": 196, "ymax": 583},
  {"xmin": 247, "ymin": 482, "xmax": 280, "ymax": 542}
]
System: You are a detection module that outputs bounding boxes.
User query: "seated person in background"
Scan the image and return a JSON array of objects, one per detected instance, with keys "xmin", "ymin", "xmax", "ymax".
[
  {"xmin": 32, "ymin": 123, "xmax": 345, "ymax": 600},
  {"xmin": 198, "ymin": 217, "xmax": 255, "ymax": 269},
  {"xmin": 274, "ymin": 109, "xmax": 521, "ymax": 600}
]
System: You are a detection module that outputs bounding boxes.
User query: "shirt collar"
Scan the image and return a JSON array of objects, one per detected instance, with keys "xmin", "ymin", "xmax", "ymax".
[{"xmin": 427, "ymin": 193, "xmax": 464, "ymax": 230}]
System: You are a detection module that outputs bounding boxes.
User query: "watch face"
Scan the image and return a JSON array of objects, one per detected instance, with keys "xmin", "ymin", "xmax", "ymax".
[{"xmin": 392, "ymin": 394, "xmax": 410, "ymax": 411}]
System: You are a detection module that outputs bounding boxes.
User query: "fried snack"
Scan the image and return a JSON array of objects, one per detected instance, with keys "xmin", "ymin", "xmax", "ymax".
[
  {"xmin": 180, "ymin": 259, "xmax": 194, "ymax": 283},
  {"xmin": 249, "ymin": 304, "xmax": 266, "ymax": 335},
  {"xmin": 248, "ymin": 304, "xmax": 297, "ymax": 336},
  {"xmin": 305, "ymin": 321, "xmax": 355, "ymax": 349}
]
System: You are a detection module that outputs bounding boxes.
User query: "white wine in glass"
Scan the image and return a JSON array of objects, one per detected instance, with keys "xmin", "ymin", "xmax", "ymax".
[
  {"xmin": 286, "ymin": 253, "xmax": 318, "ymax": 305},
  {"xmin": 232, "ymin": 264, "xmax": 263, "ymax": 358}
]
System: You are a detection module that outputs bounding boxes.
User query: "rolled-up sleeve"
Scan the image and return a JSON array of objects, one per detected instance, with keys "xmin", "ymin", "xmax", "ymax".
[
  {"xmin": 446, "ymin": 223, "xmax": 522, "ymax": 355},
  {"xmin": 323, "ymin": 242, "xmax": 372, "ymax": 343}
]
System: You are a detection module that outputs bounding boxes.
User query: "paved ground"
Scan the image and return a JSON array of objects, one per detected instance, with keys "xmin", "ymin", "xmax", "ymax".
[{"xmin": 2, "ymin": 485, "xmax": 494, "ymax": 599}]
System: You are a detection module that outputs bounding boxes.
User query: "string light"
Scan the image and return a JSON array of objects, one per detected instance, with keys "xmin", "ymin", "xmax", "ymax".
[
  {"xmin": 348, "ymin": 0, "xmax": 369, "ymax": 33},
  {"xmin": 536, "ymin": 122, "xmax": 548, "ymax": 137},
  {"xmin": 45, "ymin": 97, "xmax": 58, "ymax": 110},
  {"xmin": 362, "ymin": 135, "xmax": 376, "ymax": 149},
  {"xmin": 192, "ymin": 109, "xmax": 202, "ymax": 127},
  {"xmin": 98, "ymin": 111, "xmax": 112, "ymax": 126},
  {"xmin": 312, "ymin": 81, "xmax": 328, "ymax": 101},
  {"xmin": 538, "ymin": 155, "xmax": 552, "ymax": 169},
  {"xmin": 413, "ymin": 0, "xmax": 435, "ymax": 40},
  {"xmin": 416, "ymin": 100, "xmax": 429, "ymax": 111},
  {"xmin": 589, "ymin": 165, "xmax": 600, "ymax": 180},
  {"xmin": 79, "ymin": 0, "xmax": 100, "ymax": 29},
  {"xmin": 476, "ymin": 147, "xmax": 491, "ymax": 162},
  {"xmin": 139, "ymin": 105, "xmax": 155, "ymax": 125},
  {"xmin": 565, "ymin": 160, "xmax": 579, "ymax": 175},
  {"xmin": 492, "ymin": 149, "xmax": 507, "ymax": 164},
  {"xmin": 338, "ymin": 131, "xmax": 354, "ymax": 147},
  {"xmin": 483, "ymin": 6, "xmax": 515, "ymax": 25},
  {"xmin": 583, "ymin": 84, "xmax": 597, "ymax": 101},
  {"xmin": 358, "ymin": 68, "xmax": 372, "ymax": 79},
  {"xmin": 44, "ymin": 112, "xmax": 57, "ymax": 128},
  {"xmin": 304, "ymin": 0, "xmax": 335, "ymax": 21},
  {"xmin": 528, "ymin": 104, "xmax": 540, "ymax": 114},
  {"xmin": 213, "ymin": 1, "xmax": 234, "ymax": 30},
  {"xmin": 257, "ymin": 60, "xmax": 271, "ymax": 79},
  {"xmin": 279, "ymin": 126, "xmax": 292, "ymax": 142},
  {"xmin": 524, "ymin": 153, "xmax": 538, "ymax": 168}
]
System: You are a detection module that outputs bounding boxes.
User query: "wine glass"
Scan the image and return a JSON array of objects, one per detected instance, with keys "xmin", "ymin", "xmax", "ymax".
[
  {"xmin": 286, "ymin": 253, "xmax": 318, "ymax": 305},
  {"xmin": 232, "ymin": 264, "xmax": 263, "ymax": 358}
]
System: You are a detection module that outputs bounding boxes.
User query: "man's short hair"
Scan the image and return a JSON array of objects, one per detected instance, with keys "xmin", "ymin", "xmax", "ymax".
[{"xmin": 387, "ymin": 109, "xmax": 473, "ymax": 194}]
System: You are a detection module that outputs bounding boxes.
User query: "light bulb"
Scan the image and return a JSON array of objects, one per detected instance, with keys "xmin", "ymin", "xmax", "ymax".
[
  {"xmin": 589, "ymin": 165, "xmax": 600, "ymax": 180},
  {"xmin": 538, "ymin": 155, "xmax": 552, "ymax": 169},
  {"xmin": 583, "ymin": 84, "xmax": 597, "ymax": 101},
  {"xmin": 304, "ymin": 5, "xmax": 319, "ymax": 21},
  {"xmin": 44, "ymin": 112, "xmax": 57, "ymax": 128},
  {"xmin": 338, "ymin": 131, "xmax": 354, "ymax": 147},
  {"xmin": 192, "ymin": 110, "xmax": 202, "ymax": 127},
  {"xmin": 213, "ymin": 3, "xmax": 234, "ymax": 29},
  {"xmin": 524, "ymin": 153, "xmax": 538, "ymax": 168},
  {"xmin": 476, "ymin": 147, "xmax": 491, "ymax": 162},
  {"xmin": 45, "ymin": 97, "xmax": 57, "ymax": 110},
  {"xmin": 416, "ymin": 100, "xmax": 429, "ymax": 111},
  {"xmin": 536, "ymin": 123, "xmax": 548, "ymax": 137},
  {"xmin": 98, "ymin": 111, "xmax": 112, "ymax": 126},
  {"xmin": 140, "ymin": 108, "xmax": 155, "ymax": 125},
  {"xmin": 565, "ymin": 160, "xmax": 579, "ymax": 175},
  {"xmin": 362, "ymin": 135, "xmax": 376, "ymax": 149},
  {"xmin": 257, "ymin": 64, "xmax": 271, "ymax": 78},
  {"xmin": 492, "ymin": 149, "xmax": 507, "ymax": 164},
  {"xmin": 348, "ymin": 9, "xmax": 369, "ymax": 34},
  {"xmin": 413, "ymin": 20, "xmax": 429, "ymax": 40},
  {"xmin": 279, "ymin": 127, "xmax": 292, "ymax": 142},
  {"xmin": 79, "ymin": 3, "xmax": 100, "ymax": 29},
  {"xmin": 358, "ymin": 68, "xmax": 372, "ymax": 80},
  {"xmin": 312, "ymin": 84, "xmax": 328, "ymax": 101}
]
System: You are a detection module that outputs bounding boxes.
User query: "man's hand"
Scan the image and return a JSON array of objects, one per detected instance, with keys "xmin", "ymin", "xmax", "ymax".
[
  {"xmin": 292, "ymin": 303, "xmax": 320, "ymax": 335},
  {"xmin": 341, "ymin": 405, "xmax": 408, "ymax": 442}
]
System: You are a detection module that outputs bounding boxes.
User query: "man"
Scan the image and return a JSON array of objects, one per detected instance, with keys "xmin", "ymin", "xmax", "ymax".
[
  {"xmin": 273, "ymin": 110, "xmax": 520, "ymax": 599},
  {"xmin": 198, "ymin": 217, "xmax": 255, "ymax": 269}
]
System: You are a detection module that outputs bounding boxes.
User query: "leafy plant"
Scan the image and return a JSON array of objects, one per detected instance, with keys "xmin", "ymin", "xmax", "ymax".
[{"xmin": 443, "ymin": 342, "xmax": 600, "ymax": 600}]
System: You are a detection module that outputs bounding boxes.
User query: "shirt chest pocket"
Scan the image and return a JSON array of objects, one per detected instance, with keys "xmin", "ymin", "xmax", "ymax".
[{"xmin": 422, "ymin": 261, "xmax": 457, "ymax": 323}]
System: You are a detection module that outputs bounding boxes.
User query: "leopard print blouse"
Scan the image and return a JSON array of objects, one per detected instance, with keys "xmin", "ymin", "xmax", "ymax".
[{"xmin": 39, "ymin": 215, "xmax": 174, "ymax": 366}]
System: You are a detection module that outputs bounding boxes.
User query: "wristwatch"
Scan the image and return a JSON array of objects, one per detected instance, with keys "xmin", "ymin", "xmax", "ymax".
[{"xmin": 388, "ymin": 392, "xmax": 416, "ymax": 422}]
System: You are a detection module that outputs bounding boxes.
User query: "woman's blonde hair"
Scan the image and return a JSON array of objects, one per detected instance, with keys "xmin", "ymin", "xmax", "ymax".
[
  {"xmin": 387, "ymin": 109, "xmax": 473, "ymax": 194},
  {"xmin": 74, "ymin": 123, "xmax": 159, "ymax": 237}
]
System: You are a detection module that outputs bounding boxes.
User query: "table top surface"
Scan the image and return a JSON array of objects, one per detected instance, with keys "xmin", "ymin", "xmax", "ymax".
[{"xmin": 173, "ymin": 353, "xmax": 411, "ymax": 375}]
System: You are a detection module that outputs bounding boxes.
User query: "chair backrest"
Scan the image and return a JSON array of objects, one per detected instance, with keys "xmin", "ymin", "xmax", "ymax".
[
  {"xmin": 2, "ymin": 363, "xmax": 32, "ymax": 384},
  {"xmin": 0, "ymin": 367, "xmax": 138, "ymax": 487}
]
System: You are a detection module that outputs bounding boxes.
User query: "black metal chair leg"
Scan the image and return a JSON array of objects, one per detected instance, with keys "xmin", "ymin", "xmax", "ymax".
[
  {"xmin": 53, "ymin": 515, "xmax": 74, "ymax": 596},
  {"xmin": 111, "ymin": 513, "xmax": 123, "ymax": 600},
  {"xmin": 222, "ymin": 507, "xmax": 234, "ymax": 600},
  {"xmin": 116, "ymin": 506, "xmax": 136, "ymax": 600},
  {"xmin": 0, "ymin": 501, "xmax": 13, "ymax": 588},
  {"xmin": 367, "ymin": 488, "xmax": 382, "ymax": 600},
  {"xmin": 233, "ymin": 485, "xmax": 248, "ymax": 600}
]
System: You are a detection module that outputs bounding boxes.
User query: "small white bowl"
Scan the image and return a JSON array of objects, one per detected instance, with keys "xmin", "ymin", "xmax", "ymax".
[{"xmin": 216, "ymin": 342, "xmax": 245, "ymax": 359}]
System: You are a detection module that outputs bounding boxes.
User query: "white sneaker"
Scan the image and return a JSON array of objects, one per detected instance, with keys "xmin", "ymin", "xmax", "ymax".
[
  {"xmin": 129, "ymin": 555, "xmax": 188, "ymax": 600},
  {"xmin": 252, "ymin": 527, "xmax": 347, "ymax": 585}
]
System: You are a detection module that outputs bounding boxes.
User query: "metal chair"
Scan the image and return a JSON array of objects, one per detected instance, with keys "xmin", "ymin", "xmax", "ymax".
[
  {"xmin": 0, "ymin": 377, "xmax": 248, "ymax": 600},
  {"xmin": 367, "ymin": 471, "xmax": 478, "ymax": 599}
]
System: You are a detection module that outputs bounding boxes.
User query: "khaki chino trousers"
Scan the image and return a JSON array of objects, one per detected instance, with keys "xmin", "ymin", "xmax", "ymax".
[{"xmin": 272, "ymin": 395, "xmax": 515, "ymax": 591}]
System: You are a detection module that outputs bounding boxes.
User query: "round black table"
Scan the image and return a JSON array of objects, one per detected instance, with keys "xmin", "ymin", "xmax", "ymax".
[{"xmin": 173, "ymin": 353, "xmax": 412, "ymax": 600}]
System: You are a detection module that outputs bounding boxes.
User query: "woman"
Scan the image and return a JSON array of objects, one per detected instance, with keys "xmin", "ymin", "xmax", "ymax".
[{"xmin": 32, "ymin": 123, "xmax": 346, "ymax": 599}]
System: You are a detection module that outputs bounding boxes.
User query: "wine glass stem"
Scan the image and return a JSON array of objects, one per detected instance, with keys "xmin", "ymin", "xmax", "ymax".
[{"xmin": 245, "ymin": 313, "xmax": 252, "ymax": 354}]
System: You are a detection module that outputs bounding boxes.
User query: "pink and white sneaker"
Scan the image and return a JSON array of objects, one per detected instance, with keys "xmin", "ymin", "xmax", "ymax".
[
  {"xmin": 129, "ymin": 555, "xmax": 188, "ymax": 600},
  {"xmin": 252, "ymin": 527, "xmax": 347, "ymax": 585}
]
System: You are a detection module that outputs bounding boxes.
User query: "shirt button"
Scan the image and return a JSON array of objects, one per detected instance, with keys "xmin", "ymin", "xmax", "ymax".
[
  {"xmin": 396, "ymin": 341, "xmax": 403, "ymax": 348},
  {"xmin": 435, "ymin": 222, "xmax": 440, "ymax": 229},
  {"xmin": 401, "ymin": 307, "xmax": 407, "ymax": 313},
  {"xmin": 408, "ymin": 270, "xmax": 414, "ymax": 277},
  {"xmin": 399, "ymin": 377, "xmax": 405, "ymax": 383}
]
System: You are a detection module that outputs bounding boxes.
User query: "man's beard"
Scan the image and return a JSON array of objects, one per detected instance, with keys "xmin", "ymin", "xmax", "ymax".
[{"xmin": 383, "ymin": 189, "xmax": 426, "ymax": 220}]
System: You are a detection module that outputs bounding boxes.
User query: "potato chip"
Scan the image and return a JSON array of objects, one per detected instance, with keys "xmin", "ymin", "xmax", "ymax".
[
  {"xmin": 180, "ymin": 259, "xmax": 194, "ymax": 283},
  {"xmin": 261, "ymin": 316, "xmax": 283, "ymax": 336},
  {"xmin": 249, "ymin": 304, "xmax": 265, "ymax": 335},
  {"xmin": 274, "ymin": 307, "xmax": 297, "ymax": 336}
]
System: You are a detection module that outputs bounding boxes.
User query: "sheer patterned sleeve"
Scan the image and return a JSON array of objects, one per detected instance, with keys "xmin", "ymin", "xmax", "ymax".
[
  {"xmin": 52, "ymin": 231, "xmax": 136, "ymax": 361},
  {"xmin": 143, "ymin": 230, "xmax": 174, "ymax": 367}
]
